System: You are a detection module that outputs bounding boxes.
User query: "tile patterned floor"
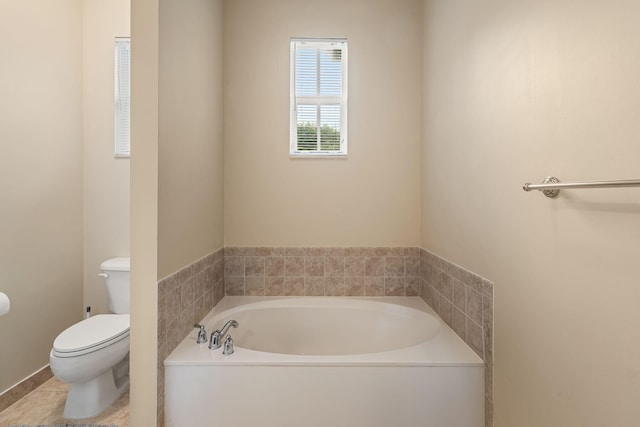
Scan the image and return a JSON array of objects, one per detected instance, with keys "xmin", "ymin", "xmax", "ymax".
[{"xmin": 0, "ymin": 377, "xmax": 129, "ymax": 427}]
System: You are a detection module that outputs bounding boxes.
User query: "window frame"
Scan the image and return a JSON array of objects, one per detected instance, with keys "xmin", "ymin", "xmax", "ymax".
[{"xmin": 289, "ymin": 38, "xmax": 348, "ymax": 158}]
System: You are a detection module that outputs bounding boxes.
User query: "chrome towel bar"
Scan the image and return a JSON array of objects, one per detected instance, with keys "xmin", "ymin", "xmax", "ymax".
[{"xmin": 523, "ymin": 176, "xmax": 640, "ymax": 198}]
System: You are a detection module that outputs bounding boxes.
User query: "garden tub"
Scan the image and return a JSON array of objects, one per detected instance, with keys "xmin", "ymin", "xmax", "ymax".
[{"xmin": 165, "ymin": 297, "xmax": 484, "ymax": 426}]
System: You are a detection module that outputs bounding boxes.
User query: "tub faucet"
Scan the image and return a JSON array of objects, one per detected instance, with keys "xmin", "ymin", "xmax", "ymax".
[
  {"xmin": 222, "ymin": 335, "xmax": 234, "ymax": 356},
  {"xmin": 193, "ymin": 323, "xmax": 207, "ymax": 344},
  {"xmin": 209, "ymin": 320, "xmax": 239, "ymax": 350}
]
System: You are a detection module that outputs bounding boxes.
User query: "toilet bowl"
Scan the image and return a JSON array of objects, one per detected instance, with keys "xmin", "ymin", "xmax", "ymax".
[
  {"xmin": 50, "ymin": 314, "xmax": 130, "ymax": 419},
  {"xmin": 50, "ymin": 257, "xmax": 131, "ymax": 419}
]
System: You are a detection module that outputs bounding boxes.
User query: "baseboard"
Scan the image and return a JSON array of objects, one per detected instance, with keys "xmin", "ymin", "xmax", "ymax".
[{"xmin": 0, "ymin": 365, "xmax": 53, "ymax": 413}]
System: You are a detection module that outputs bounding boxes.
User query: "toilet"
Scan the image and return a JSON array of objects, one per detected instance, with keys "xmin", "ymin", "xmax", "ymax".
[{"xmin": 50, "ymin": 257, "xmax": 130, "ymax": 419}]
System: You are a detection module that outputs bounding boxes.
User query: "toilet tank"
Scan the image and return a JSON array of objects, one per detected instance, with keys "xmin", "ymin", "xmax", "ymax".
[{"xmin": 100, "ymin": 257, "xmax": 130, "ymax": 314}]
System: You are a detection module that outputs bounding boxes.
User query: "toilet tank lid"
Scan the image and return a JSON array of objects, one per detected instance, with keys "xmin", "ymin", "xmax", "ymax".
[{"xmin": 101, "ymin": 257, "xmax": 130, "ymax": 272}]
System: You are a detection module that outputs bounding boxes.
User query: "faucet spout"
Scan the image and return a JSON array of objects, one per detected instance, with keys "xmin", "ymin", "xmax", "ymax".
[
  {"xmin": 209, "ymin": 319, "xmax": 239, "ymax": 350},
  {"xmin": 219, "ymin": 319, "xmax": 239, "ymax": 338}
]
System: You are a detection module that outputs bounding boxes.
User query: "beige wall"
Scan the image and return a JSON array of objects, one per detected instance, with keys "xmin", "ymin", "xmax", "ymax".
[
  {"xmin": 83, "ymin": 0, "xmax": 131, "ymax": 315},
  {"xmin": 0, "ymin": 0, "xmax": 83, "ymax": 393},
  {"xmin": 157, "ymin": 0, "xmax": 225, "ymax": 279},
  {"xmin": 224, "ymin": 0, "xmax": 423, "ymax": 247},
  {"xmin": 130, "ymin": 0, "xmax": 159, "ymax": 424},
  {"xmin": 421, "ymin": 0, "xmax": 640, "ymax": 425},
  {"xmin": 130, "ymin": 0, "xmax": 225, "ymax": 424}
]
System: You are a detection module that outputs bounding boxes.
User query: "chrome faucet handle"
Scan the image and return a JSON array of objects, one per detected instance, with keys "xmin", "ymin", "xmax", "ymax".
[
  {"xmin": 222, "ymin": 335, "xmax": 234, "ymax": 355},
  {"xmin": 193, "ymin": 324, "xmax": 207, "ymax": 344},
  {"xmin": 209, "ymin": 330, "xmax": 222, "ymax": 349}
]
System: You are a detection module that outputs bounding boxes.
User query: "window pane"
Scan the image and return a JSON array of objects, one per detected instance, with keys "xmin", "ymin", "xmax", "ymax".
[
  {"xmin": 320, "ymin": 48, "xmax": 342, "ymax": 96},
  {"xmin": 320, "ymin": 104, "xmax": 341, "ymax": 151},
  {"xmin": 296, "ymin": 105, "xmax": 318, "ymax": 151},
  {"xmin": 295, "ymin": 48, "xmax": 317, "ymax": 96}
]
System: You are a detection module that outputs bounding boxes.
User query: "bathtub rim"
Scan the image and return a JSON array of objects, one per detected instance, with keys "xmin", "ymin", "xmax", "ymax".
[{"xmin": 165, "ymin": 296, "xmax": 484, "ymax": 368}]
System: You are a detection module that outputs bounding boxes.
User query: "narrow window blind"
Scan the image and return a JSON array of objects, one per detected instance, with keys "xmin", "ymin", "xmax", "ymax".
[
  {"xmin": 114, "ymin": 38, "xmax": 131, "ymax": 157},
  {"xmin": 290, "ymin": 38, "xmax": 348, "ymax": 156}
]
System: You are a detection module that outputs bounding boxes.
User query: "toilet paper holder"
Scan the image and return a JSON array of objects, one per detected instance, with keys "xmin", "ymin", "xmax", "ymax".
[{"xmin": 0, "ymin": 292, "xmax": 10, "ymax": 317}]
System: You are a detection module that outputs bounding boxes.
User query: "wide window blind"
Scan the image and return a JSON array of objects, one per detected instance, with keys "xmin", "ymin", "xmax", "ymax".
[
  {"xmin": 114, "ymin": 38, "xmax": 131, "ymax": 157},
  {"xmin": 290, "ymin": 38, "xmax": 348, "ymax": 156}
]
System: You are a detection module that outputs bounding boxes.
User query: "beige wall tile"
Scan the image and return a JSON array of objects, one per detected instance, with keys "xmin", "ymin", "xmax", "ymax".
[
  {"xmin": 325, "ymin": 247, "xmax": 345, "ymax": 257},
  {"xmin": 325, "ymin": 256, "xmax": 345, "ymax": 277},
  {"xmin": 466, "ymin": 318, "xmax": 484, "ymax": 358},
  {"xmin": 439, "ymin": 298, "xmax": 453, "ymax": 327},
  {"xmin": 325, "ymin": 277, "xmax": 345, "ymax": 296},
  {"xmin": 179, "ymin": 278, "xmax": 195, "ymax": 311},
  {"xmin": 305, "ymin": 277, "xmax": 325, "ymax": 296},
  {"xmin": 453, "ymin": 279, "xmax": 466, "ymax": 311},
  {"xmin": 345, "ymin": 257, "xmax": 365, "ymax": 277},
  {"xmin": 265, "ymin": 257, "xmax": 284, "ymax": 276},
  {"xmin": 452, "ymin": 308, "xmax": 466, "ymax": 340},
  {"xmin": 365, "ymin": 257, "xmax": 384, "ymax": 276},
  {"xmin": 405, "ymin": 247, "xmax": 420, "ymax": 257},
  {"xmin": 284, "ymin": 248, "xmax": 306, "ymax": 256},
  {"xmin": 364, "ymin": 277, "xmax": 384, "ymax": 296},
  {"xmin": 265, "ymin": 276, "xmax": 285, "ymax": 296},
  {"xmin": 284, "ymin": 257, "xmax": 304, "ymax": 276},
  {"xmin": 245, "ymin": 257, "xmax": 265, "ymax": 276},
  {"xmin": 466, "ymin": 289, "xmax": 483, "ymax": 325},
  {"xmin": 345, "ymin": 277, "xmax": 364, "ymax": 296},
  {"xmin": 405, "ymin": 277, "xmax": 420, "ymax": 296},
  {"xmin": 438, "ymin": 271, "xmax": 454, "ymax": 301},
  {"xmin": 245, "ymin": 277, "xmax": 265, "ymax": 296},
  {"xmin": 385, "ymin": 257, "xmax": 405, "ymax": 277},
  {"xmin": 405, "ymin": 256, "xmax": 420, "ymax": 277},
  {"xmin": 384, "ymin": 277, "xmax": 405, "ymax": 296},
  {"xmin": 224, "ymin": 256, "xmax": 244, "ymax": 277},
  {"xmin": 284, "ymin": 277, "xmax": 305, "ymax": 296},
  {"xmin": 225, "ymin": 277, "xmax": 244, "ymax": 296},
  {"xmin": 345, "ymin": 248, "xmax": 372, "ymax": 257},
  {"xmin": 304, "ymin": 257, "xmax": 324, "ymax": 277}
]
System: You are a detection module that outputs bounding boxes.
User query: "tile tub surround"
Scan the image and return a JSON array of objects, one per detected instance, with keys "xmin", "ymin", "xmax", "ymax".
[
  {"xmin": 156, "ymin": 248, "xmax": 225, "ymax": 427},
  {"xmin": 419, "ymin": 248, "xmax": 494, "ymax": 427},
  {"xmin": 157, "ymin": 246, "xmax": 494, "ymax": 427},
  {"xmin": 223, "ymin": 247, "xmax": 422, "ymax": 297}
]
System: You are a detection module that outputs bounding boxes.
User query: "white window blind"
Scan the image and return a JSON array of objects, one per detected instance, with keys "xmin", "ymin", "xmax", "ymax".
[
  {"xmin": 114, "ymin": 38, "xmax": 131, "ymax": 157},
  {"xmin": 290, "ymin": 38, "xmax": 348, "ymax": 156}
]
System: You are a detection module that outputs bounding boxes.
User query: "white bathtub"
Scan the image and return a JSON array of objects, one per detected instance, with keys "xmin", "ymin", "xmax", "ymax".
[{"xmin": 165, "ymin": 297, "xmax": 484, "ymax": 427}]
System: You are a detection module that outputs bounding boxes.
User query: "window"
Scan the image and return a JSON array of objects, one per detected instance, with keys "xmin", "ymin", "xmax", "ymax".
[
  {"xmin": 114, "ymin": 37, "xmax": 131, "ymax": 157},
  {"xmin": 290, "ymin": 38, "xmax": 348, "ymax": 157}
]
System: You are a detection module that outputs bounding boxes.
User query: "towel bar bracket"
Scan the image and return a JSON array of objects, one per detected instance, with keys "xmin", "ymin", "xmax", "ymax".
[
  {"xmin": 522, "ymin": 176, "xmax": 561, "ymax": 198},
  {"xmin": 541, "ymin": 176, "xmax": 560, "ymax": 198}
]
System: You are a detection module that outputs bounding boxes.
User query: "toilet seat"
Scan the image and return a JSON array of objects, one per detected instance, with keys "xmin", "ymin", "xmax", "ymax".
[{"xmin": 53, "ymin": 314, "xmax": 130, "ymax": 358}]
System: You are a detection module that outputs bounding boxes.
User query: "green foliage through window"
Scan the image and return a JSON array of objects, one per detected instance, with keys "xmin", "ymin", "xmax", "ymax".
[{"xmin": 297, "ymin": 123, "xmax": 341, "ymax": 151}]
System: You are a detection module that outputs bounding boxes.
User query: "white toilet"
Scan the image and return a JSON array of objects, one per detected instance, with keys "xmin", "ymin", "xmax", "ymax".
[{"xmin": 50, "ymin": 257, "xmax": 131, "ymax": 419}]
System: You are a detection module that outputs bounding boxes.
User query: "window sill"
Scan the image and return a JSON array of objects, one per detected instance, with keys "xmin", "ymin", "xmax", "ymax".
[{"xmin": 290, "ymin": 152, "xmax": 348, "ymax": 159}]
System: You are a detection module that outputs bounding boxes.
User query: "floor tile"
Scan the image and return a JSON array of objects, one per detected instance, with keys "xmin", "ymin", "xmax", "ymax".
[{"xmin": 0, "ymin": 377, "xmax": 128, "ymax": 427}]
